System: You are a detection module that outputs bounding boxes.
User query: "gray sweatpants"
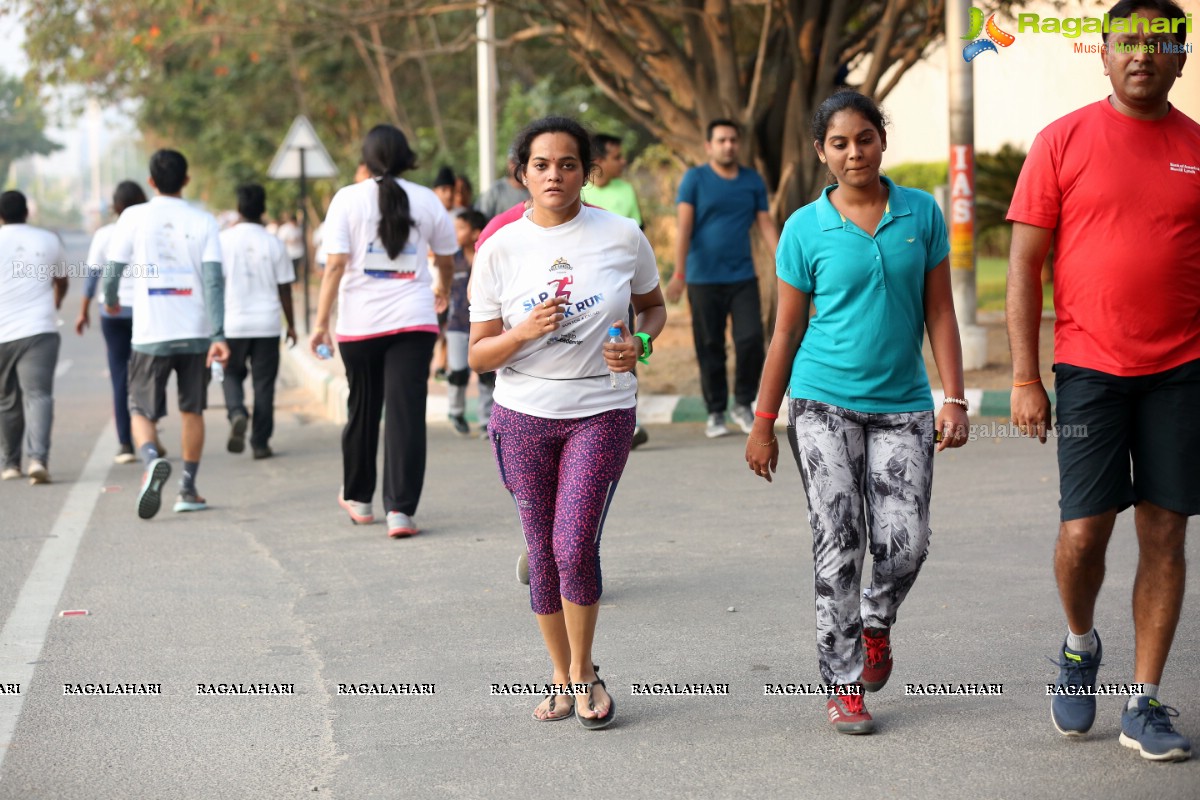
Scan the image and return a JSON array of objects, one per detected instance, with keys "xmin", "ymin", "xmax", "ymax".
[
  {"xmin": 787, "ymin": 398, "xmax": 935, "ymax": 685},
  {"xmin": 446, "ymin": 331, "xmax": 494, "ymax": 425},
  {"xmin": 0, "ymin": 332, "xmax": 61, "ymax": 468}
]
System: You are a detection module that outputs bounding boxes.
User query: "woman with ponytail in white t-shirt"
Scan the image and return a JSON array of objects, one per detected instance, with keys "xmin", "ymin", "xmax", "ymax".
[
  {"xmin": 470, "ymin": 116, "xmax": 666, "ymax": 728},
  {"xmin": 310, "ymin": 125, "xmax": 457, "ymax": 538}
]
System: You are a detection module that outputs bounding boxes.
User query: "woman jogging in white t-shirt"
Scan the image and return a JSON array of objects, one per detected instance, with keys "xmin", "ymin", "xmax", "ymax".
[
  {"xmin": 469, "ymin": 117, "xmax": 666, "ymax": 728},
  {"xmin": 310, "ymin": 125, "xmax": 457, "ymax": 538}
]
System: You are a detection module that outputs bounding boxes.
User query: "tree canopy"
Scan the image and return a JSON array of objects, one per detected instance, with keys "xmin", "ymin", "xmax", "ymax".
[
  {"xmin": 12, "ymin": 0, "xmax": 1027, "ymax": 216},
  {"xmin": 0, "ymin": 72, "xmax": 61, "ymax": 187}
]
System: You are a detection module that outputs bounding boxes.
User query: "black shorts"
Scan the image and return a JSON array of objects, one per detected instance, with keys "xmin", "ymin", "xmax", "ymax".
[
  {"xmin": 1054, "ymin": 359, "xmax": 1200, "ymax": 521},
  {"xmin": 128, "ymin": 351, "xmax": 209, "ymax": 420}
]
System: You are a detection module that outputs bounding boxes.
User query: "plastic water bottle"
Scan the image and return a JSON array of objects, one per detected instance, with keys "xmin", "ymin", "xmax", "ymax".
[
  {"xmin": 211, "ymin": 360, "xmax": 224, "ymax": 383},
  {"xmin": 608, "ymin": 326, "xmax": 633, "ymax": 390},
  {"xmin": 316, "ymin": 344, "xmax": 333, "ymax": 360}
]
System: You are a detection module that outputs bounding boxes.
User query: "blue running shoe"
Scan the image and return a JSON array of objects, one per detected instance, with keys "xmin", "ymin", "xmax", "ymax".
[
  {"xmin": 1120, "ymin": 697, "xmax": 1192, "ymax": 762},
  {"xmin": 137, "ymin": 458, "xmax": 172, "ymax": 520},
  {"xmin": 1050, "ymin": 633, "xmax": 1102, "ymax": 735}
]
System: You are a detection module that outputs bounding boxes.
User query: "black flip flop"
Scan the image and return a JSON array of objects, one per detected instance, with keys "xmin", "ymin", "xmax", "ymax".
[
  {"xmin": 577, "ymin": 668, "xmax": 616, "ymax": 730},
  {"xmin": 532, "ymin": 692, "xmax": 575, "ymax": 722}
]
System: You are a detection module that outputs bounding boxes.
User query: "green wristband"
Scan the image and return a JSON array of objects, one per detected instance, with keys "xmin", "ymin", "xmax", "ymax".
[{"xmin": 634, "ymin": 332, "xmax": 653, "ymax": 365}]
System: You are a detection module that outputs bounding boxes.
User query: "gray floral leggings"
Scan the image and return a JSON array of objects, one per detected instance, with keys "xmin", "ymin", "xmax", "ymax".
[{"xmin": 787, "ymin": 399, "xmax": 935, "ymax": 685}]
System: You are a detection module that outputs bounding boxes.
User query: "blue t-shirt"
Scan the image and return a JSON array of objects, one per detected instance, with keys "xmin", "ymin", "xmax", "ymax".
[
  {"xmin": 676, "ymin": 165, "xmax": 768, "ymax": 284},
  {"xmin": 776, "ymin": 177, "xmax": 950, "ymax": 413}
]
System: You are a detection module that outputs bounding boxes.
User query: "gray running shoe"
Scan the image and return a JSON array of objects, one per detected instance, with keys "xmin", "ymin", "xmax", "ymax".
[
  {"xmin": 517, "ymin": 551, "xmax": 530, "ymax": 585},
  {"xmin": 387, "ymin": 511, "xmax": 419, "ymax": 538},
  {"xmin": 705, "ymin": 413, "xmax": 730, "ymax": 439},
  {"xmin": 338, "ymin": 488, "xmax": 374, "ymax": 524},
  {"xmin": 173, "ymin": 489, "xmax": 208, "ymax": 513},
  {"xmin": 729, "ymin": 404, "xmax": 755, "ymax": 434}
]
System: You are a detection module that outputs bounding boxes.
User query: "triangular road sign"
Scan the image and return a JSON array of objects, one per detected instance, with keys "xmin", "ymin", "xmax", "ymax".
[{"xmin": 268, "ymin": 115, "xmax": 338, "ymax": 179}]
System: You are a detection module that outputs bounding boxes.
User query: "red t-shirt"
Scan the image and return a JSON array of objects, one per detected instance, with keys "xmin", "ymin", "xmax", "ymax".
[
  {"xmin": 1007, "ymin": 99, "xmax": 1200, "ymax": 376},
  {"xmin": 476, "ymin": 201, "xmax": 527, "ymax": 250}
]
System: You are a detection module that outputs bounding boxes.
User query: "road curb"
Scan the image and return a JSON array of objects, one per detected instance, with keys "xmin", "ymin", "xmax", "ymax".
[{"xmin": 280, "ymin": 344, "xmax": 1053, "ymax": 425}]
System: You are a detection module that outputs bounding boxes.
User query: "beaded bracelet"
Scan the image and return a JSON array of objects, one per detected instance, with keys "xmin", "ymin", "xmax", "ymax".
[{"xmin": 943, "ymin": 397, "xmax": 969, "ymax": 410}]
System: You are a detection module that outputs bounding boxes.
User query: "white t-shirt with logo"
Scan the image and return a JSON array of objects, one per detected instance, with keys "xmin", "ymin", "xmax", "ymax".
[
  {"xmin": 469, "ymin": 205, "xmax": 659, "ymax": 418},
  {"xmin": 107, "ymin": 196, "xmax": 223, "ymax": 346},
  {"xmin": 220, "ymin": 223, "xmax": 296, "ymax": 338},
  {"xmin": 0, "ymin": 224, "xmax": 65, "ymax": 344},
  {"xmin": 88, "ymin": 224, "xmax": 129, "ymax": 309},
  {"xmin": 323, "ymin": 178, "xmax": 457, "ymax": 339}
]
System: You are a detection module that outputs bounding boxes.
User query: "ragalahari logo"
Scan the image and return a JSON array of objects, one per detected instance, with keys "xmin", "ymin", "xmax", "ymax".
[{"xmin": 962, "ymin": 8, "xmax": 1016, "ymax": 61}]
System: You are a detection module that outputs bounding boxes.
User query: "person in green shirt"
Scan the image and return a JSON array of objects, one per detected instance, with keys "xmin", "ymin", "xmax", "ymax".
[{"xmin": 582, "ymin": 133, "xmax": 643, "ymax": 227}]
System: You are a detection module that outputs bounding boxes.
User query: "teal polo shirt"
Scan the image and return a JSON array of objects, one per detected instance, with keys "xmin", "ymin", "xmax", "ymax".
[{"xmin": 775, "ymin": 177, "xmax": 950, "ymax": 413}]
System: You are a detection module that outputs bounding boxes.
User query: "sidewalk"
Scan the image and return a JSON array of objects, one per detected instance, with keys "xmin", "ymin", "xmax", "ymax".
[{"xmin": 279, "ymin": 342, "xmax": 1051, "ymax": 426}]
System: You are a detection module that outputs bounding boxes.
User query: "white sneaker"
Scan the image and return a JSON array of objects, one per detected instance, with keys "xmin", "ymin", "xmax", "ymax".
[
  {"xmin": 1, "ymin": 467, "xmax": 21, "ymax": 481},
  {"xmin": 705, "ymin": 413, "xmax": 730, "ymax": 438},
  {"xmin": 28, "ymin": 461, "xmax": 50, "ymax": 485},
  {"xmin": 729, "ymin": 404, "xmax": 755, "ymax": 434},
  {"xmin": 338, "ymin": 488, "xmax": 374, "ymax": 524},
  {"xmin": 386, "ymin": 511, "xmax": 419, "ymax": 538}
]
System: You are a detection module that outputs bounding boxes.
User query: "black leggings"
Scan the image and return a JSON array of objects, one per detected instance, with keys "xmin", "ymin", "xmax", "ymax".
[{"xmin": 338, "ymin": 331, "xmax": 436, "ymax": 515}]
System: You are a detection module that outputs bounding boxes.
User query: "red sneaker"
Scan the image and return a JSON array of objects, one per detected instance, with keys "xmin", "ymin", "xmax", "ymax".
[
  {"xmin": 827, "ymin": 685, "xmax": 874, "ymax": 734},
  {"xmin": 862, "ymin": 627, "xmax": 893, "ymax": 692}
]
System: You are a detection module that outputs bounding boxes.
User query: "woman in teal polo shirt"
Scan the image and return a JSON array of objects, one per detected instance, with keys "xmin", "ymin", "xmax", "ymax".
[{"xmin": 745, "ymin": 90, "xmax": 969, "ymax": 735}]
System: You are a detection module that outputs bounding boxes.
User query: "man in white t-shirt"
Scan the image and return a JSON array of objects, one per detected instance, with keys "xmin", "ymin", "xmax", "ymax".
[
  {"xmin": 0, "ymin": 191, "xmax": 67, "ymax": 485},
  {"xmin": 220, "ymin": 183, "xmax": 296, "ymax": 459},
  {"xmin": 103, "ymin": 149, "xmax": 228, "ymax": 519}
]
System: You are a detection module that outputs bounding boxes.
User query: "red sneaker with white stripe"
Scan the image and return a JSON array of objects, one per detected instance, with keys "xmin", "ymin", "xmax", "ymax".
[{"xmin": 827, "ymin": 684, "xmax": 875, "ymax": 734}]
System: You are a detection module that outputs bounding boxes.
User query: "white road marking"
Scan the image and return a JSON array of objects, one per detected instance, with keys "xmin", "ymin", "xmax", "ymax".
[{"xmin": 0, "ymin": 422, "xmax": 112, "ymax": 775}]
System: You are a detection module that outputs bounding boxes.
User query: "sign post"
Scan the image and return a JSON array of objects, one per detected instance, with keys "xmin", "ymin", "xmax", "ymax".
[
  {"xmin": 268, "ymin": 115, "xmax": 338, "ymax": 333},
  {"xmin": 946, "ymin": 0, "xmax": 989, "ymax": 369}
]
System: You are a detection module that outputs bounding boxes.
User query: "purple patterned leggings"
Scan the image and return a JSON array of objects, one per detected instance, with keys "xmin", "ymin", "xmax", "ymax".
[{"xmin": 488, "ymin": 404, "xmax": 635, "ymax": 615}]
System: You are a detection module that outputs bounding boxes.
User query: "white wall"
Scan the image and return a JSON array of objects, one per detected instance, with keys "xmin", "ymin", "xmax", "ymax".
[{"xmin": 880, "ymin": 0, "xmax": 1200, "ymax": 164}]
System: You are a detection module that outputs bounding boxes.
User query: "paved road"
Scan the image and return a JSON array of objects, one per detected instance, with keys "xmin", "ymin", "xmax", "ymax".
[{"xmin": 0, "ymin": 237, "xmax": 1197, "ymax": 799}]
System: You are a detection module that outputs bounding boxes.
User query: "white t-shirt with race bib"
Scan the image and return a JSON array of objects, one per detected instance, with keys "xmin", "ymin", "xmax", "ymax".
[
  {"xmin": 87, "ymin": 223, "xmax": 135, "ymax": 311},
  {"xmin": 469, "ymin": 205, "xmax": 659, "ymax": 419},
  {"xmin": 0, "ymin": 224, "xmax": 65, "ymax": 344},
  {"xmin": 107, "ymin": 196, "xmax": 223, "ymax": 346},
  {"xmin": 322, "ymin": 178, "xmax": 457, "ymax": 339},
  {"xmin": 220, "ymin": 223, "xmax": 296, "ymax": 338}
]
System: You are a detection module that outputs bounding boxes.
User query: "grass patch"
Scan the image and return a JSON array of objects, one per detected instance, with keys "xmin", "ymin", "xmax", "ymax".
[{"xmin": 976, "ymin": 256, "xmax": 1052, "ymax": 312}]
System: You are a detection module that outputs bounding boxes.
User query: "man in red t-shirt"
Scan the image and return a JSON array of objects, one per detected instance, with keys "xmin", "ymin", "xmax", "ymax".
[{"xmin": 1007, "ymin": 0, "xmax": 1198, "ymax": 763}]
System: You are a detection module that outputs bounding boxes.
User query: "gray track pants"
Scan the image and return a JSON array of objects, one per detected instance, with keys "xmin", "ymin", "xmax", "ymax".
[
  {"xmin": 0, "ymin": 332, "xmax": 61, "ymax": 468},
  {"xmin": 787, "ymin": 398, "xmax": 935, "ymax": 685}
]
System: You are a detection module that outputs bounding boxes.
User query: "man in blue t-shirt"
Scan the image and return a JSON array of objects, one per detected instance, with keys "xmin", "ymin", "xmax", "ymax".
[{"xmin": 668, "ymin": 120, "xmax": 779, "ymax": 438}]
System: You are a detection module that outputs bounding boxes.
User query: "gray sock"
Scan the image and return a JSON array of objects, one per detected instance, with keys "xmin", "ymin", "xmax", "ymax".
[
  {"xmin": 1128, "ymin": 682, "xmax": 1159, "ymax": 710},
  {"xmin": 138, "ymin": 442, "xmax": 160, "ymax": 467},
  {"xmin": 1065, "ymin": 628, "xmax": 1097, "ymax": 656},
  {"xmin": 181, "ymin": 460, "xmax": 199, "ymax": 493}
]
